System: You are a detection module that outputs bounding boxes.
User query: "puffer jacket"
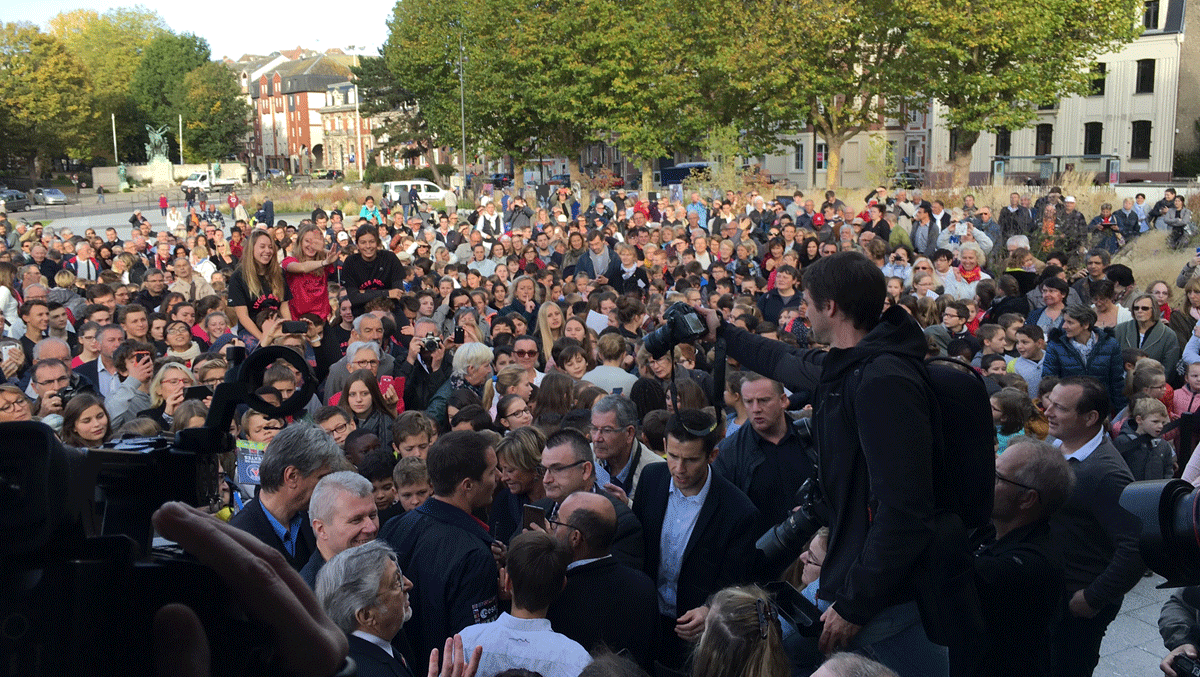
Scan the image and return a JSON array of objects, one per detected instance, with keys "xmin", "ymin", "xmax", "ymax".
[{"xmin": 1042, "ymin": 326, "xmax": 1126, "ymax": 413}]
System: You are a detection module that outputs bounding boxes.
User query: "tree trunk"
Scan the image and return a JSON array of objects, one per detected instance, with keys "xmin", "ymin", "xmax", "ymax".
[
  {"xmin": 29, "ymin": 153, "xmax": 41, "ymax": 181},
  {"xmin": 639, "ymin": 157, "xmax": 653, "ymax": 196},
  {"xmin": 568, "ymin": 155, "xmax": 583, "ymax": 194},
  {"xmin": 425, "ymin": 146, "xmax": 444, "ymax": 185},
  {"xmin": 513, "ymin": 156, "xmax": 526, "ymax": 190},
  {"xmin": 825, "ymin": 138, "xmax": 844, "ymax": 190},
  {"xmin": 951, "ymin": 129, "xmax": 981, "ymax": 188}
]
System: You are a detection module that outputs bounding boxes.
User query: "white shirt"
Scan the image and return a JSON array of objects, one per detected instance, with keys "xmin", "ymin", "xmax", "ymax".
[
  {"xmin": 567, "ymin": 554, "xmax": 610, "ymax": 571},
  {"xmin": 350, "ymin": 630, "xmax": 394, "ymax": 658},
  {"xmin": 458, "ymin": 612, "xmax": 590, "ymax": 677},
  {"xmin": 1054, "ymin": 427, "xmax": 1106, "ymax": 463}
]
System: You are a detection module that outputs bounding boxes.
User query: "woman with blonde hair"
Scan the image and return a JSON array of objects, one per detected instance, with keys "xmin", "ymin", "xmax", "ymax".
[
  {"xmin": 691, "ymin": 585, "xmax": 790, "ymax": 677},
  {"xmin": 0, "ymin": 262, "xmax": 19, "ymax": 323},
  {"xmin": 229, "ymin": 229, "xmax": 291, "ymax": 345},
  {"xmin": 283, "ymin": 222, "xmax": 338, "ymax": 321},
  {"xmin": 536, "ymin": 301, "xmax": 565, "ymax": 358},
  {"xmin": 138, "ymin": 362, "xmax": 196, "ymax": 431},
  {"xmin": 490, "ymin": 425, "xmax": 547, "ymax": 542}
]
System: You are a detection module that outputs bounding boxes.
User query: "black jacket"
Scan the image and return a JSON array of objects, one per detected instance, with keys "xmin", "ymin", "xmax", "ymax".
[
  {"xmin": 228, "ymin": 497, "xmax": 317, "ymax": 571},
  {"xmin": 547, "ymin": 556, "xmax": 658, "ymax": 671},
  {"xmin": 395, "ymin": 356, "xmax": 453, "ymax": 413},
  {"xmin": 756, "ymin": 287, "xmax": 802, "ymax": 325},
  {"xmin": 343, "ymin": 251, "xmax": 405, "ymax": 316},
  {"xmin": 720, "ymin": 306, "xmax": 939, "ymax": 625},
  {"xmin": 535, "ymin": 486, "xmax": 644, "ymax": 571},
  {"xmin": 974, "ymin": 520, "xmax": 1064, "ymax": 677},
  {"xmin": 714, "ymin": 417, "xmax": 816, "ymax": 537},
  {"xmin": 631, "ymin": 462, "xmax": 758, "ymax": 617},
  {"xmin": 381, "ymin": 497, "xmax": 500, "ymax": 674},
  {"xmin": 347, "ymin": 634, "xmax": 414, "ymax": 677},
  {"xmin": 610, "ymin": 266, "xmax": 650, "ymax": 298}
]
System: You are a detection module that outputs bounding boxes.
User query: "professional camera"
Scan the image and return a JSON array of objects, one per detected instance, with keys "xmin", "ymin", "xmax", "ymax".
[
  {"xmin": 1175, "ymin": 654, "xmax": 1200, "ymax": 677},
  {"xmin": 643, "ymin": 301, "xmax": 707, "ymax": 358},
  {"xmin": 1120, "ymin": 478, "xmax": 1200, "ymax": 586},
  {"xmin": 1, "ymin": 346, "xmax": 317, "ymax": 677},
  {"xmin": 757, "ymin": 477, "xmax": 827, "ymax": 566},
  {"xmin": 55, "ymin": 380, "xmax": 92, "ymax": 408},
  {"xmin": 421, "ymin": 332, "xmax": 442, "ymax": 353}
]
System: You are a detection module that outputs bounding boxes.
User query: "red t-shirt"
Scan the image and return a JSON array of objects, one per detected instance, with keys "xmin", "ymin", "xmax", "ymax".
[{"xmin": 282, "ymin": 256, "xmax": 335, "ymax": 320}]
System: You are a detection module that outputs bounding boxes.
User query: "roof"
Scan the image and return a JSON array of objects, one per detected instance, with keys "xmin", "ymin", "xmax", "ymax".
[{"xmin": 250, "ymin": 55, "xmax": 356, "ymax": 98}]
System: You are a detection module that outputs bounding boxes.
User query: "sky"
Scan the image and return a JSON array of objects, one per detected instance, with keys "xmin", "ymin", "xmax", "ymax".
[{"xmin": 10, "ymin": 0, "xmax": 395, "ymax": 60}]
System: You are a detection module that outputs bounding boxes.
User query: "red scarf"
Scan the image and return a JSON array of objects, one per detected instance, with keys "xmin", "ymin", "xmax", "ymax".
[
  {"xmin": 1160, "ymin": 303, "xmax": 1173, "ymax": 321},
  {"xmin": 959, "ymin": 265, "xmax": 982, "ymax": 283}
]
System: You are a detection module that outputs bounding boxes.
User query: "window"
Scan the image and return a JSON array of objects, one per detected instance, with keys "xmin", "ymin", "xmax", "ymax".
[
  {"xmin": 1131, "ymin": 120, "xmax": 1152, "ymax": 159},
  {"xmin": 1083, "ymin": 122, "xmax": 1103, "ymax": 156},
  {"xmin": 793, "ymin": 143, "xmax": 804, "ymax": 171},
  {"xmin": 815, "ymin": 142, "xmax": 827, "ymax": 170},
  {"xmin": 1090, "ymin": 64, "xmax": 1106, "ymax": 96},
  {"xmin": 994, "ymin": 129, "xmax": 1012, "ymax": 157},
  {"xmin": 1145, "ymin": 0, "xmax": 1160, "ymax": 28},
  {"xmin": 1136, "ymin": 59, "xmax": 1155, "ymax": 93},
  {"xmin": 1035, "ymin": 124, "xmax": 1053, "ymax": 156},
  {"xmin": 1038, "ymin": 100, "xmax": 1057, "ymax": 111},
  {"xmin": 948, "ymin": 128, "xmax": 959, "ymax": 160}
]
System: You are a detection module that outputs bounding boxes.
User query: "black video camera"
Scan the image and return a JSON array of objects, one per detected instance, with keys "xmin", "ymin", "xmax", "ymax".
[
  {"xmin": 643, "ymin": 301, "xmax": 706, "ymax": 358},
  {"xmin": 1, "ymin": 345, "xmax": 318, "ymax": 677},
  {"xmin": 1120, "ymin": 479, "xmax": 1200, "ymax": 587}
]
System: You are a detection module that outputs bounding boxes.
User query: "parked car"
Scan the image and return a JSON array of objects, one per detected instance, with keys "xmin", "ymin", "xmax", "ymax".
[
  {"xmin": 889, "ymin": 171, "xmax": 925, "ymax": 189},
  {"xmin": 32, "ymin": 188, "xmax": 68, "ymax": 205},
  {"xmin": 313, "ymin": 170, "xmax": 344, "ymax": 181},
  {"xmin": 265, "ymin": 169, "xmax": 285, "ymax": 180},
  {"xmin": 382, "ymin": 180, "xmax": 454, "ymax": 205},
  {"xmin": 546, "ymin": 174, "xmax": 572, "ymax": 187},
  {"xmin": 0, "ymin": 190, "xmax": 30, "ymax": 212},
  {"xmin": 181, "ymin": 171, "xmax": 241, "ymax": 193},
  {"xmin": 487, "ymin": 173, "xmax": 513, "ymax": 188}
]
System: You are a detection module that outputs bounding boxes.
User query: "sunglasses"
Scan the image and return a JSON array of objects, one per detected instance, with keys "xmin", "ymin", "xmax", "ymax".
[{"xmin": 513, "ymin": 350, "xmax": 538, "ymax": 358}]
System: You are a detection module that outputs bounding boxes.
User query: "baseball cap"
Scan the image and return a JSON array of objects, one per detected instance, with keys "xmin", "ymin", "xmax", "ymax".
[
  {"xmin": 556, "ymin": 214, "xmax": 568, "ymax": 223},
  {"xmin": 336, "ymin": 231, "xmax": 349, "ymax": 243},
  {"xmin": 1064, "ymin": 196, "xmax": 1076, "ymax": 203}
]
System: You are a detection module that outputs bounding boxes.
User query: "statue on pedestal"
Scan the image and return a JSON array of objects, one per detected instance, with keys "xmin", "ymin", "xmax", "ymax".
[{"xmin": 145, "ymin": 125, "xmax": 170, "ymax": 162}]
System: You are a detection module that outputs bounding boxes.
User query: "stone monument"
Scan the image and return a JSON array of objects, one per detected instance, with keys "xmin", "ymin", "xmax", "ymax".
[
  {"xmin": 145, "ymin": 124, "xmax": 175, "ymax": 186},
  {"xmin": 117, "ymin": 163, "xmax": 129, "ymax": 192}
]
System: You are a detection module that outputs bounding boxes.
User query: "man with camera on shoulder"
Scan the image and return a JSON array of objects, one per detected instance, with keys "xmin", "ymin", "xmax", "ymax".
[{"xmin": 697, "ymin": 251, "xmax": 949, "ymax": 677}]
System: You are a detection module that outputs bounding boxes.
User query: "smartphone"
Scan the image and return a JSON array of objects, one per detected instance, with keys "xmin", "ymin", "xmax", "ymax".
[
  {"xmin": 612, "ymin": 387, "xmax": 623, "ymax": 395},
  {"xmin": 454, "ymin": 327, "xmax": 465, "ymax": 343},
  {"xmin": 132, "ymin": 350, "xmax": 152, "ymax": 364},
  {"xmin": 184, "ymin": 385, "xmax": 213, "ymax": 401},
  {"xmin": 281, "ymin": 320, "xmax": 308, "ymax": 334},
  {"xmin": 522, "ymin": 504, "xmax": 547, "ymax": 531}
]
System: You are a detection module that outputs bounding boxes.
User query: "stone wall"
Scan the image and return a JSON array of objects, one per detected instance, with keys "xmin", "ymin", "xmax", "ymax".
[{"xmin": 93, "ymin": 162, "xmax": 248, "ymax": 189}]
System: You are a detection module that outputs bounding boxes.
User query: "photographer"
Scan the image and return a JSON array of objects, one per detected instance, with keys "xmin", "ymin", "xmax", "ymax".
[
  {"xmin": 1160, "ymin": 587, "xmax": 1200, "ymax": 676},
  {"xmin": 396, "ymin": 316, "xmax": 453, "ymax": 412},
  {"xmin": 698, "ymin": 251, "xmax": 949, "ymax": 676}
]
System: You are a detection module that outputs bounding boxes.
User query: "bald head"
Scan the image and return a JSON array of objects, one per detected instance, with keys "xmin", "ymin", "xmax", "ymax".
[{"xmin": 558, "ymin": 491, "xmax": 616, "ymax": 559}]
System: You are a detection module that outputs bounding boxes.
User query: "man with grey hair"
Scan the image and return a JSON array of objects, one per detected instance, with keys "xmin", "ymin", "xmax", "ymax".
[
  {"xmin": 325, "ymin": 312, "xmax": 393, "ymax": 397},
  {"xmin": 591, "ymin": 394, "xmax": 663, "ymax": 506},
  {"xmin": 812, "ymin": 653, "xmax": 898, "ymax": 677},
  {"xmin": 230, "ymin": 422, "xmax": 349, "ymax": 570},
  {"xmin": 315, "ymin": 541, "xmax": 421, "ymax": 677},
  {"xmin": 974, "ymin": 437, "xmax": 1072, "ymax": 677},
  {"xmin": 300, "ymin": 471, "xmax": 381, "ymax": 588}
]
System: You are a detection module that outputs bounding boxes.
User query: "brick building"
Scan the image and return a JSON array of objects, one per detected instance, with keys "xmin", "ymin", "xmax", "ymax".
[{"xmin": 249, "ymin": 53, "xmax": 354, "ymax": 173}]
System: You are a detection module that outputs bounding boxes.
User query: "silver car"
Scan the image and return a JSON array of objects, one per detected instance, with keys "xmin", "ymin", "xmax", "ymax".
[{"xmin": 32, "ymin": 188, "xmax": 68, "ymax": 205}]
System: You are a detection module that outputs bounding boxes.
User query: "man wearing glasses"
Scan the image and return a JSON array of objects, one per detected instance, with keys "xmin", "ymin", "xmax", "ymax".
[
  {"xmin": 29, "ymin": 358, "xmax": 72, "ymax": 417},
  {"xmin": 535, "ymin": 428, "xmax": 643, "ymax": 571},
  {"xmin": 590, "ymin": 395, "xmax": 663, "ymax": 505},
  {"xmin": 975, "ymin": 438, "xmax": 1071, "ymax": 677}
]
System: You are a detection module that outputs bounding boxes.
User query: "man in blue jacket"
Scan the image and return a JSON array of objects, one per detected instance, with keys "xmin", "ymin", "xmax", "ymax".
[{"xmin": 577, "ymin": 229, "xmax": 621, "ymax": 285}]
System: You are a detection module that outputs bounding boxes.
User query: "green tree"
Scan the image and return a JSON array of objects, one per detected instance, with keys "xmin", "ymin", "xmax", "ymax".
[
  {"xmin": 913, "ymin": 0, "xmax": 1142, "ymax": 186},
  {"xmin": 49, "ymin": 6, "xmax": 170, "ymax": 162},
  {"xmin": 130, "ymin": 32, "xmax": 210, "ymax": 130},
  {"xmin": 0, "ymin": 23, "xmax": 96, "ymax": 178},
  {"xmin": 180, "ymin": 62, "xmax": 250, "ymax": 162},
  {"xmin": 353, "ymin": 55, "xmax": 450, "ymax": 186}
]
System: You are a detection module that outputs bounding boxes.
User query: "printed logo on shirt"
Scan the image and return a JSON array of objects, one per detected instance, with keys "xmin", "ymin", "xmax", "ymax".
[
  {"xmin": 472, "ymin": 596, "xmax": 499, "ymax": 624},
  {"xmin": 361, "ymin": 278, "xmax": 385, "ymax": 290}
]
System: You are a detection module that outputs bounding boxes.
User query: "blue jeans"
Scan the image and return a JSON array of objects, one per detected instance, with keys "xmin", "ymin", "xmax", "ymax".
[{"xmin": 847, "ymin": 602, "xmax": 949, "ymax": 677}]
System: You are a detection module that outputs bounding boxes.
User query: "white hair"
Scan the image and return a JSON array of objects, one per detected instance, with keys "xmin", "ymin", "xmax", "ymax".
[{"xmin": 309, "ymin": 471, "xmax": 374, "ymax": 524}]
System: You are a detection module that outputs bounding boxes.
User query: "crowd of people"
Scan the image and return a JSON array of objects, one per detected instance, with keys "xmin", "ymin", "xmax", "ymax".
[{"xmin": 4, "ymin": 180, "xmax": 1200, "ymax": 677}]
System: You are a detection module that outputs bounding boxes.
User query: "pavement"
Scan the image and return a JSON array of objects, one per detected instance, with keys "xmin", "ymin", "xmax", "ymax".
[{"xmin": 1098, "ymin": 572, "xmax": 1176, "ymax": 676}]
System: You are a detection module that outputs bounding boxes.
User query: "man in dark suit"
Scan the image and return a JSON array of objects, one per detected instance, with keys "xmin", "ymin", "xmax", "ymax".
[
  {"xmin": 536, "ymin": 428, "xmax": 645, "ymax": 571},
  {"xmin": 230, "ymin": 422, "xmax": 347, "ymax": 571},
  {"xmin": 1044, "ymin": 376, "xmax": 1144, "ymax": 677},
  {"xmin": 633, "ymin": 409, "xmax": 759, "ymax": 670},
  {"xmin": 547, "ymin": 491, "xmax": 658, "ymax": 671}
]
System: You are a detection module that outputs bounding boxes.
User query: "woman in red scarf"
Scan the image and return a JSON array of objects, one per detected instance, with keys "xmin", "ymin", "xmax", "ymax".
[{"xmin": 1150, "ymin": 280, "xmax": 1174, "ymax": 322}]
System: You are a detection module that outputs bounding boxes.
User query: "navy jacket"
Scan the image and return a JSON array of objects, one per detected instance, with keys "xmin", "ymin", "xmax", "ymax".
[
  {"xmin": 347, "ymin": 633, "xmax": 414, "ymax": 677},
  {"xmin": 576, "ymin": 246, "xmax": 623, "ymax": 282},
  {"xmin": 547, "ymin": 556, "xmax": 658, "ymax": 671},
  {"xmin": 381, "ymin": 497, "xmax": 499, "ymax": 674},
  {"xmin": 632, "ymin": 462, "xmax": 758, "ymax": 617},
  {"xmin": 1042, "ymin": 327, "xmax": 1126, "ymax": 414},
  {"xmin": 228, "ymin": 497, "xmax": 317, "ymax": 571}
]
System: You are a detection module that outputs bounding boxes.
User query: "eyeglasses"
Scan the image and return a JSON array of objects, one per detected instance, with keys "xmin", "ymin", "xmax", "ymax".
[
  {"xmin": 167, "ymin": 326, "xmax": 190, "ymax": 334},
  {"xmin": 590, "ymin": 426, "xmax": 629, "ymax": 438},
  {"xmin": 1133, "ymin": 305, "xmax": 1153, "ymax": 311},
  {"xmin": 513, "ymin": 350, "xmax": 538, "ymax": 358},
  {"xmin": 34, "ymin": 374, "xmax": 69, "ymax": 387},
  {"xmin": 323, "ymin": 421, "xmax": 350, "ymax": 435},
  {"xmin": 942, "ymin": 312, "xmax": 960, "ymax": 319},
  {"xmin": 0, "ymin": 396, "xmax": 29, "ymax": 413},
  {"xmin": 202, "ymin": 377, "xmax": 224, "ymax": 387},
  {"xmin": 504, "ymin": 407, "xmax": 530, "ymax": 418},
  {"xmin": 81, "ymin": 334, "xmax": 97, "ymax": 342},
  {"xmin": 995, "ymin": 470, "xmax": 1037, "ymax": 493},
  {"xmin": 161, "ymin": 378, "xmax": 191, "ymax": 387},
  {"xmin": 546, "ymin": 518, "xmax": 578, "ymax": 532},
  {"xmin": 351, "ymin": 359, "xmax": 380, "ymax": 367},
  {"xmin": 541, "ymin": 459, "xmax": 587, "ymax": 477}
]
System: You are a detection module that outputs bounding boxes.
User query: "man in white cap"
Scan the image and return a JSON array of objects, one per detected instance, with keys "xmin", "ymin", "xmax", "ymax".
[{"xmin": 1058, "ymin": 196, "xmax": 1088, "ymax": 252}]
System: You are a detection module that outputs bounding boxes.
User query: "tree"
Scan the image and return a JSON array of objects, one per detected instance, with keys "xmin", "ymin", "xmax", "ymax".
[
  {"xmin": 49, "ymin": 6, "xmax": 170, "ymax": 161},
  {"xmin": 181, "ymin": 62, "xmax": 250, "ymax": 162},
  {"xmin": 352, "ymin": 55, "xmax": 449, "ymax": 185},
  {"xmin": 130, "ymin": 33, "xmax": 210, "ymax": 130},
  {"xmin": 0, "ymin": 23, "xmax": 96, "ymax": 178},
  {"xmin": 912, "ymin": 0, "xmax": 1142, "ymax": 186}
]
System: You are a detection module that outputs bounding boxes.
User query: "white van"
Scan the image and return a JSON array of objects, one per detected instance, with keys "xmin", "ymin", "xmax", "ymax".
[{"xmin": 382, "ymin": 180, "xmax": 453, "ymax": 205}]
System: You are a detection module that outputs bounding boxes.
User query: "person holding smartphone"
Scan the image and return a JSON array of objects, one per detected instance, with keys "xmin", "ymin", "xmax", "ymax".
[{"xmin": 104, "ymin": 341, "xmax": 156, "ymax": 429}]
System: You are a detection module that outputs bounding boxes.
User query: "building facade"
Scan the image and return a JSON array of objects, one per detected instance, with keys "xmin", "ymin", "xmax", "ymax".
[{"xmin": 249, "ymin": 54, "xmax": 355, "ymax": 173}]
